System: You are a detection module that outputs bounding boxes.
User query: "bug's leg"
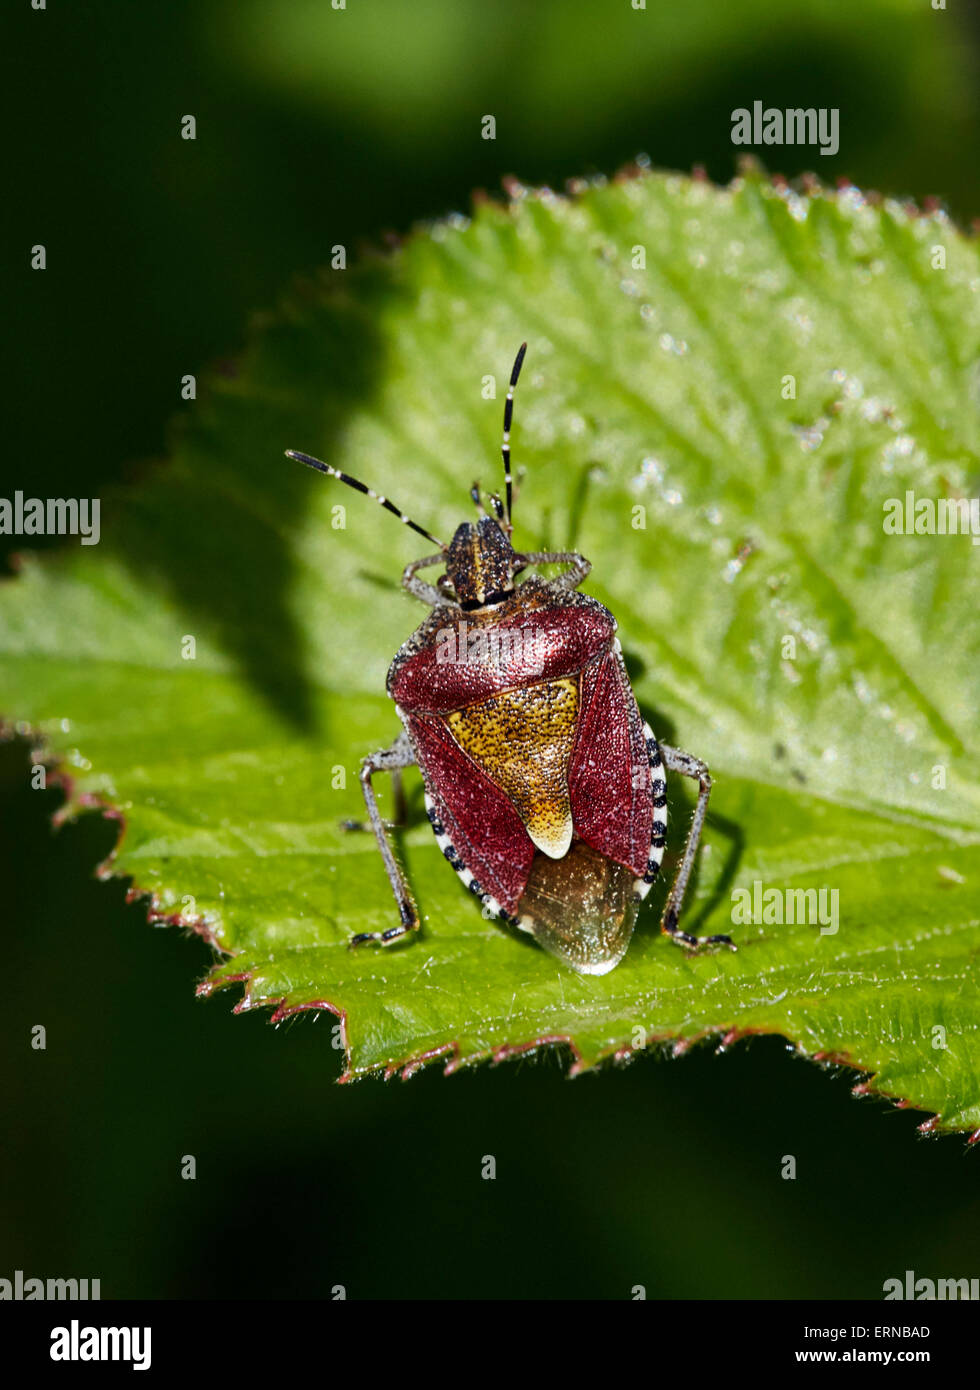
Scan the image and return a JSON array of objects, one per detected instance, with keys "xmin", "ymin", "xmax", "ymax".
[
  {"xmin": 340, "ymin": 764, "xmax": 407, "ymax": 833},
  {"xmin": 401, "ymin": 553, "xmax": 448, "ymax": 606},
  {"xmin": 517, "ymin": 551, "xmax": 591, "ymax": 591},
  {"xmin": 658, "ymin": 745, "xmax": 736, "ymax": 952},
  {"xmin": 389, "ymin": 766, "xmax": 407, "ymax": 826},
  {"xmin": 348, "ymin": 731, "xmax": 421, "ymax": 949}
]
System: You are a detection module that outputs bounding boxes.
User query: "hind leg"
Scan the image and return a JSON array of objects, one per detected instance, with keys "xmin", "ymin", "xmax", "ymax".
[
  {"xmin": 659, "ymin": 745, "xmax": 736, "ymax": 952},
  {"xmin": 346, "ymin": 732, "xmax": 420, "ymax": 948}
]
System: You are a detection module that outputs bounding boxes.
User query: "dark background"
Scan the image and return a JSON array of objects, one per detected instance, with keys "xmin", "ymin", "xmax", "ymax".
[{"xmin": 3, "ymin": 0, "xmax": 978, "ymax": 1299}]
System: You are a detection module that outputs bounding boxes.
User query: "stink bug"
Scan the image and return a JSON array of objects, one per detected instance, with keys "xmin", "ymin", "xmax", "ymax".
[{"xmin": 287, "ymin": 344, "xmax": 735, "ymax": 974}]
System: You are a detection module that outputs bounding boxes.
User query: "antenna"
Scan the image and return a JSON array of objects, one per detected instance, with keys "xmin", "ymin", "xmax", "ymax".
[
  {"xmin": 286, "ymin": 451, "xmax": 446, "ymax": 550},
  {"xmin": 501, "ymin": 341, "xmax": 527, "ymax": 530}
]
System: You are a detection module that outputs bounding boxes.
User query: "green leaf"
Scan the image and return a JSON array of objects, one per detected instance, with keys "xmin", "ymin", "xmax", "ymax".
[{"xmin": 2, "ymin": 166, "xmax": 979, "ymax": 1133}]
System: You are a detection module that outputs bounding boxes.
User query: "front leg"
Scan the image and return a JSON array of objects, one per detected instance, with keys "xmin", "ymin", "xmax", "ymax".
[
  {"xmin": 348, "ymin": 731, "xmax": 421, "ymax": 948},
  {"xmin": 517, "ymin": 551, "xmax": 591, "ymax": 591},
  {"xmin": 401, "ymin": 553, "xmax": 448, "ymax": 606},
  {"xmin": 659, "ymin": 744, "xmax": 736, "ymax": 952}
]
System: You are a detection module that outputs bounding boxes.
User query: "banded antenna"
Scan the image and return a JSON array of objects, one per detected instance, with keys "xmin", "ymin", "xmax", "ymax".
[
  {"xmin": 501, "ymin": 341, "xmax": 527, "ymax": 530},
  {"xmin": 286, "ymin": 450, "xmax": 446, "ymax": 550}
]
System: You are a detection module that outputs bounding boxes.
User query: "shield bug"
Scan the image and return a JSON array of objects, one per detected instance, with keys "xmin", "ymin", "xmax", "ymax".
[{"xmin": 287, "ymin": 344, "xmax": 735, "ymax": 974}]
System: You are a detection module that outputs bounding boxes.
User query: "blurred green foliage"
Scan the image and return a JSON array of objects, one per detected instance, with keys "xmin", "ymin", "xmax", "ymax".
[{"xmin": 3, "ymin": 0, "xmax": 979, "ymax": 1298}]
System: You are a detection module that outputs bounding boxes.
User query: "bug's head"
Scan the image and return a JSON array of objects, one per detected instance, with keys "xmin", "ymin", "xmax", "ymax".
[
  {"xmin": 286, "ymin": 342, "xmax": 530, "ymax": 608},
  {"xmin": 441, "ymin": 340, "xmax": 529, "ymax": 609},
  {"xmin": 445, "ymin": 515, "xmax": 518, "ymax": 610}
]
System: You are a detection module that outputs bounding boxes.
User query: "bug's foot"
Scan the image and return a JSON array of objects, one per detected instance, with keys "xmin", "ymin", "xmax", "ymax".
[
  {"xmin": 349, "ymin": 927, "xmax": 407, "ymax": 949},
  {"xmin": 661, "ymin": 907, "xmax": 737, "ymax": 952},
  {"xmin": 349, "ymin": 907, "xmax": 419, "ymax": 950}
]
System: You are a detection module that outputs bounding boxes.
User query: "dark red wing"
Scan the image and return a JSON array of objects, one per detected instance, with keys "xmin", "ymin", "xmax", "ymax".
[
  {"xmin": 567, "ymin": 651, "xmax": 652, "ymax": 879},
  {"xmin": 391, "ymin": 603, "xmax": 614, "ymax": 714},
  {"xmin": 407, "ymin": 712, "xmax": 536, "ymax": 915}
]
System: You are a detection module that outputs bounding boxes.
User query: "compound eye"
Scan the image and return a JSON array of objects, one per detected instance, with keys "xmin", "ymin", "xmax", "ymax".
[{"xmin": 437, "ymin": 573, "xmax": 457, "ymax": 598}]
